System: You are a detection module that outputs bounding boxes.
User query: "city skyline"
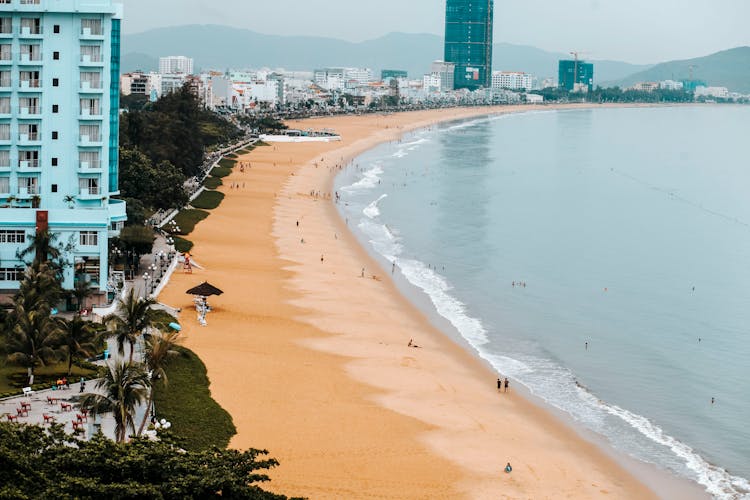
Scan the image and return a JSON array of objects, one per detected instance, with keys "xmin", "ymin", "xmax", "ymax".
[{"xmin": 120, "ymin": 0, "xmax": 750, "ymax": 64}]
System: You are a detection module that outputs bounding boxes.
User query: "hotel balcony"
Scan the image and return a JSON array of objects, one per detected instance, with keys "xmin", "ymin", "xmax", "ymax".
[
  {"xmin": 79, "ymin": 108, "xmax": 102, "ymax": 119},
  {"xmin": 78, "ymin": 160, "xmax": 102, "ymax": 172},
  {"xmin": 18, "ymin": 54, "xmax": 42, "ymax": 65},
  {"xmin": 18, "ymin": 79, "xmax": 42, "ymax": 91},
  {"xmin": 18, "ymin": 159, "xmax": 41, "ymax": 170},
  {"xmin": 18, "ymin": 132, "xmax": 41, "ymax": 145},
  {"xmin": 80, "ymin": 27, "xmax": 104, "ymax": 40},
  {"xmin": 78, "ymin": 187, "xmax": 101, "ymax": 200},
  {"xmin": 17, "ymin": 186, "xmax": 40, "ymax": 197},
  {"xmin": 79, "ymin": 54, "xmax": 104, "ymax": 66},
  {"xmin": 0, "ymin": 135, "xmax": 9, "ymax": 145},
  {"xmin": 17, "ymin": 106, "xmax": 41, "ymax": 117},
  {"xmin": 79, "ymin": 81, "xmax": 104, "ymax": 93},
  {"xmin": 78, "ymin": 134, "xmax": 102, "ymax": 146}
]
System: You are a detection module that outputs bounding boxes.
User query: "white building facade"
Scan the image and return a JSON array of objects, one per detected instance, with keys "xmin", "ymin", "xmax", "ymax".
[
  {"xmin": 492, "ymin": 71, "xmax": 533, "ymax": 91},
  {"xmin": 0, "ymin": 0, "xmax": 126, "ymax": 301},
  {"xmin": 158, "ymin": 55, "xmax": 193, "ymax": 75}
]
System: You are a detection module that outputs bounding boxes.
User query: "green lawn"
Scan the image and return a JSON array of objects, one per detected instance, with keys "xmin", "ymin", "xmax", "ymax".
[
  {"xmin": 210, "ymin": 166, "xmax": 233, "ymax": 178},
  {"xmin": 173, "ymin": 236, "xmax": 193, "ymax": 254},
  {"xmin": 0, "ymin": 361, "xmax": 99, "ymax": 398},
  {"xmin": 203, "ymin": 176, "xmax": 222, "ymax": 190},
  {"xmin": 172, "ymin": 209, "xmax": 209, "ymax": 235},
  {"xmin": 255, "ymin": 140, "xmax": 270, "ymax": 147},
  {"xmin": 191, "ymin": 190, "xmax": 225, "ymax": 210},
  {"xmin": 217, "ymin": 158, "xmax": 236, "ymax": 169},
  {"xmin": 152, "ymin": 347, "xmax": 236, "ymax": 450}
]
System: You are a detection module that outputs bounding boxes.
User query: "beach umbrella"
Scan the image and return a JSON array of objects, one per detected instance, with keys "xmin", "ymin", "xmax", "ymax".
[{"xmin": 185, "ymin": 282, "xmax": 224, "ymax": 297}]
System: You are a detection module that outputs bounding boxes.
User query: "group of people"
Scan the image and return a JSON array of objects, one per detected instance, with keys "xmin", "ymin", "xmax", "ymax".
[{"xmin": 54, "ymin": 377, "xmax": 70, "ymax": 390}]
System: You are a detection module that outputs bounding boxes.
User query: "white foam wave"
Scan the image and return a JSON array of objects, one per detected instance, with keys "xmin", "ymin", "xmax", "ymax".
[
  {"xmin": 341, "ymin": 165, "xmax": 383, "ymax": 192},
  {"xmin": 392, "ymin": 150, "xmax": 407, "ymax": 158},
  {"xmin": 398, "ymin": 259, "xmax": 489, "ymax": 346},
  {"xmin": 363, "ymin": 194, "xmax": 387, "ymax": 219},
  {"xmin": 598, "ymin": 399, "xmax": 750, "ymax": 500}
]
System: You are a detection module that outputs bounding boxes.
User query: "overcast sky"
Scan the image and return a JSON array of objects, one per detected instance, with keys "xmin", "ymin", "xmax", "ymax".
[{"xmin": 121, "ymin": 0, "xmax": 750, "ymax": 64}]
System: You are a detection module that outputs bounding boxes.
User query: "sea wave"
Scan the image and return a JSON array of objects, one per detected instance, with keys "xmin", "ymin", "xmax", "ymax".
[
  {"xmin": 363, "ymin": 194, "xmax": 387, "ymax": 219},
  {"xmin": 341, "ymin": 164, "xmax": 383, "ymax": 192}
]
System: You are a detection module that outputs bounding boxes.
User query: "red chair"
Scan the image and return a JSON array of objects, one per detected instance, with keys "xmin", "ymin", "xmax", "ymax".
[
  {"xmin": 43, "ymin": 414, "xmax": 55, "ymax": 424},
  {"xmin": 60, "ymin": 402, "xmax": 72, "ymax": 412},
  {"xmin": 20, "ymin": 401, "xmax": 31, "ymax": 411},
  {"xmin": 16, "ymin": 407, "xmax": 28, "ymax": 417},
  {"xmin": 76, "ymin": 413, "xmax": 87, "ymax": 423},
  {"xmin": 7, "ymin": 414, "xmax": 18, "ymax": 422}
]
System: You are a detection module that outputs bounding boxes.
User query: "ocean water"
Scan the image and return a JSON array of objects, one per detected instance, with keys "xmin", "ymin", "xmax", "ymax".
[{"xmin": 334, "ymin": 106, "xmax": 750, "ymax": 499}]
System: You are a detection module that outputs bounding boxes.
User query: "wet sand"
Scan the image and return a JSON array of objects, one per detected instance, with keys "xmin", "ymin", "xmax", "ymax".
[{"xmin": 159, "ymin": 105, "xmax": 661, "ymax": 499}]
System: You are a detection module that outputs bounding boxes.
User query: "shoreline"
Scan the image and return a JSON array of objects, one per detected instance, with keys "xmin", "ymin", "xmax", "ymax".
[{"xmin": 159, "ymin": 104, "xmax": 704, "ymax": 499}]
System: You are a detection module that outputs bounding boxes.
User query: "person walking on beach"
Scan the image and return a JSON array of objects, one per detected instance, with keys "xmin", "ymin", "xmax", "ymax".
[
  {"xmin": 497, "ymin": 378, "xmax": 502, "ymax": 391},
  {"xmin": 504, "ymin": 378, "xmax": 509, "ymax": 393},
  {"xmin": 361, "ymin": 267, "xmax": 365, "ymax": 278}
]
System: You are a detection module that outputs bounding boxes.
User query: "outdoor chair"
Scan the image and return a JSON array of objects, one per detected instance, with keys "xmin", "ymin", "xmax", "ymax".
[
  {"xmin": 22, "ymin": 387, "xmax": 33, "ymax": 397},
  {"xmin": 76, "ymin": 413, "xmax": 87, "ymax": 423},
  {"xmin": 16, "ymin": 407, "xmax": 27, "ymax": 417},
  {"xmin": 7, "ymin": 414, "xmax": 18, "ymax": 422},
  {"xmin": 60, "ymin": 402, "xmax": 72, "ymax": 412},
  {"xmin": 43, "ymin": 414, "xmax": 55, "ymax": 424}
]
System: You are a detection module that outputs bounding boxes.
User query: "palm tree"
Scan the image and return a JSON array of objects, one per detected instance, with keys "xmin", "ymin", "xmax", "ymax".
[
  {"xmin": 16, "ymin": 229, "xmax": 63, "ymax": 269},
  {"xmin": 104, "ymin": 288, "xmax": 157, "ymax": 364},
  {"xmin": 136, "ymin": 330, "xmax": 181, "ymax": 436},
  {"xmin": 79, "ymin": 360, "xmax": 150, "ymax": 442},
  {"xmin": 6, "ymin": 303, "xmax": 62, "ymax": 386},
  {"xmin": 54, "ymin": 316, "xmax": 98, "ymax": 376},
  {"xmin": 5, "ymin": 265, "xmax": 64, "ymax": 385},
  {"xmin": 70, "ymin": 279, "xmax": 94, "ymax": 312}
]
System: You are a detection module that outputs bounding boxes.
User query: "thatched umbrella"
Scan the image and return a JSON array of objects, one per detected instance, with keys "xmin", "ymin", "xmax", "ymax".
[{"xmin": 185, "ymin": 282, "xmax": 224, "ymax": 297}]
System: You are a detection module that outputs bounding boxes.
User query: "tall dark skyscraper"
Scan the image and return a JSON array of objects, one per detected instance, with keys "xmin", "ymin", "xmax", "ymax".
[
  {"xmin": 444, "ymin": 0, "xmax": 494, "ymax": 91},
  {"xmin": 558, "ymin": 60, "xmax": 595, "ymax": 93}
]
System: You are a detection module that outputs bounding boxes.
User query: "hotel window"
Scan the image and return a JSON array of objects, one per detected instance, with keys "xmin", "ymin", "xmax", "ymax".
[
  {"xmin": 79, "ymin": 231, "xmax": 98, "ymax": 246},
  {"xmin": 0, "ymin": 268, "xmax": 23, "ymax": 282},
  {"xmin": 79, "ymin": 177, "xmax": 99, "ymax": 195},
  {"xmin": 20, "ymin": 44, "xmax": 41, "ymax": 62},
  {"xmin": 80, "ymin": 98, "xmax": 100, "ymax": 115},
  {"xmin": 0, "ymin": 70, "xmax": 9, "ymax": 87},
  {"xmin": 80, "ymin": 71, "xmax": 101, "ymax": 89},
  {"xmin": 0, "ymin": 18, "xmax": 11, "ymax": 35},
  {"xmin": 51, "ymin": 184, "xmax": 57, "ymax": 193},
  {"xmin": 0, "ymin": 150, "xmax": 8, "ymax": 167},
  {"xmin": 0, "ymin": 97, "xmax": 10, "ymax": 114},
  {"xmin": 19, "ymin": 70, "xmax": 41, "ymax": 88},
  {"xmin": 79, "ymin": 150, "xmax": 100, "ymax": 169},
  {"xmin": 0, "ymin": 44, "xmax": 11, "ymax": 61},
  {"xmin": 19, "ymin": 176, "xmax": 39, "ymax": 194},
  {"xmin": 19, "ymin": 97, "xmax": 40, "ymax": 114},
  {"xmin": 20, "ymin": 18, "xmax": 42, "ymax": 35},
  {"xmin": 52, "ymin": 104, "xmax": 59, "ymax": 113},
  {"xmin": 79, "ymin": 123, "xmax": 100, "ymax": 142},
  {"xmin": 19, "ymin": 123, "xmax": 39, "ymax": 141},
  {"xmin": 0, "ymin": 230, "xmax": 26, "ymax": 243},
  {"xmin": 80, "ymin": 45, "xmax": 102, "ymax": 63},
  {"xmin": 52, "ymin": 131, "xmax": 58, "ymax": 140},
  {"xmin": 53, "ymin": 78, "xmax": 59, "ymax": 87},
  {"xmin": 53, "ymin": 51, "xmax": 59, "ymax": 60},
  {"xmin": 0, "ymin": 123, "xmax": 9, "ymax": 141},
  {"xmin": 81, "ymin": 19, "xmax": 103, "ymax": 36},
  {"xmin": 51, "ymin": 157, "xmax": 57, "ymax": 166},
  {"xmin": 0, "ymin": 176, "xmax": 9, "ymax": 193},
  {"xmin": 18, "ymin": 149, "xmax": 39, "ymax": 168}
]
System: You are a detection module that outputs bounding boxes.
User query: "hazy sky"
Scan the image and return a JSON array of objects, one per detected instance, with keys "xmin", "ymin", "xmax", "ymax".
[{"xmin": 122, "ymin": 0, "xmax": 750, "ymax": 64}]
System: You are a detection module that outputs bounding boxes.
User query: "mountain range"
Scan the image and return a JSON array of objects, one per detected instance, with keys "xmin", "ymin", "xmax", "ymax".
[
  {"xmin": 121, "ymin": 25, "xmax": 750, "ymax": 92},
  {"xmin": 607, "ymin": 47, "xmax": 750, "ymax": 93}
]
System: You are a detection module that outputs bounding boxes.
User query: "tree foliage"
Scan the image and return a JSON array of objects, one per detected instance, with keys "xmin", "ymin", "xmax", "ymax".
[
  {"xmin": 120, "ymin": 86, "xmax": 242, "ymax": 179},
  {"xmin": 119, "ymin": 148, "xmax": 189, "ymax": 212},
  {"xmin": 0, "ymin": 422, "xmax": 294, "ymax": 499},
  {"xmin": 104, "ymin": 288, "xmax": 159, "ymax": 363}
]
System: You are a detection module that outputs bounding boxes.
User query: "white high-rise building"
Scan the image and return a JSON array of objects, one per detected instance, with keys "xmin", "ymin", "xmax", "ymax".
[
  {"xmin": 0, "ymin": 0, "xmax": 126, "ymax": 301},
  {"xmin": 159, "ymin": 55, "xmax": 193, "ymax": 75}
]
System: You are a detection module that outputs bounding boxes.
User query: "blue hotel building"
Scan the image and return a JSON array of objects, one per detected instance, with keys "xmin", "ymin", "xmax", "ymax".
[{"xmin": 0, "ymin": 0, "xmax": 126, "ymax": 304}]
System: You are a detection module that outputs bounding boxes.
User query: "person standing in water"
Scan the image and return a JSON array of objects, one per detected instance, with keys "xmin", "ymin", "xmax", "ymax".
[{"xmin": 504, "ymin": 378, "xmax": 509, "ymax": 393}]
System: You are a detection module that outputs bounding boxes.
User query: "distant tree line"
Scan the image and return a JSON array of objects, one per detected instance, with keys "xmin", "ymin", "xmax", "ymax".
[{"xmin": 530, "ymin": 86, "xmax": 695, "ymax": 104}]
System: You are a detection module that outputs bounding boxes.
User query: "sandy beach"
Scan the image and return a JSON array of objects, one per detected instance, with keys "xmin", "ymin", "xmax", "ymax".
[{"xmin": 158, "ymin": 104, "xmax": 663, "ymax": 499}]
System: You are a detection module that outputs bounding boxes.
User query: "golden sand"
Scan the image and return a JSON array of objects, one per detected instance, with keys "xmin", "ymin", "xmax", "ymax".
[{"xmin": 158, "ymin": 105, "xmax": 656, "ymax": 499}]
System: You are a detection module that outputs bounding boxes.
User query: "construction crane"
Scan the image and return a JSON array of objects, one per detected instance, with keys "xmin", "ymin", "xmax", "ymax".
[{"xmin": 569, "ymin": 51, "xmax": 589, "ymax": 90}]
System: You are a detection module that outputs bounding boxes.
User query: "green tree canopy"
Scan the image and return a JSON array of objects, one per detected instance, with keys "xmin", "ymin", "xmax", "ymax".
[{"xmin": 0, "ymin": 423, "xmax": 294, "ymax": 499}]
